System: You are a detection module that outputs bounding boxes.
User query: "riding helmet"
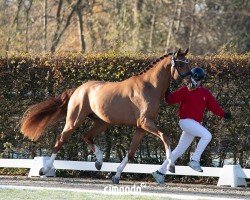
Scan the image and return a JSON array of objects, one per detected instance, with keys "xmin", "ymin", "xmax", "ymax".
[{"xmin": 191, "ymin": 67, "xmax": 205, "ymax": 81}]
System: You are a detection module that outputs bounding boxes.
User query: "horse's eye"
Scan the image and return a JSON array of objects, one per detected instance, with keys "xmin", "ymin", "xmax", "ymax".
[
  {"xmin": 177, "ymin": 62, "xmax": 184, "ymax": 68},
  {"xmin": 179, "ymin": 63, "xmax": 188, "ymax": 68}
]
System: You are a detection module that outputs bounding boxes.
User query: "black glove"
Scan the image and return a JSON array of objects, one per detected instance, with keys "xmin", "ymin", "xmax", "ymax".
[
  {"xmin": 224, "ymin": 112, "xmax": 232, "ymax": 120},
  {"xmin": 166, "ymin": 87, "xmax": 171, "ymax": 94}
]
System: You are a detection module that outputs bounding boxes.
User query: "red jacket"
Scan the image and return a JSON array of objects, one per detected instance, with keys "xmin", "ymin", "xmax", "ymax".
[{"xmin": 165, "ymin": 86, "xmax": 225, "ymax": 122}]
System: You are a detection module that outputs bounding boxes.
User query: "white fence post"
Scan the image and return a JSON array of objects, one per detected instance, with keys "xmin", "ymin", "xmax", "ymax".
[
  {"xmin": 217, "ymin": 165, "xmax": 247, "ymax": 187},
  {"xmin": 28, "ymin": 157, "xmax": 55, "ymax": 177}
]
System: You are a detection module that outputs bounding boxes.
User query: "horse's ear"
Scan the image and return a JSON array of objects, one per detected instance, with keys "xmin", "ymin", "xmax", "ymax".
[
  {"xmin": 184, "ymin": 48, "xmax": 189, "ymax": 55},
  {"xmin": 176, "ymin": 48, "xmax": 181, "ymax": 56}
]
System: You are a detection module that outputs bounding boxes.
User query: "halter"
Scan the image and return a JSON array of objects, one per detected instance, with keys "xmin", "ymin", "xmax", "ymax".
[{"xmin": 171, "ymin": 56, "xmax": 191, "ymax": 78}]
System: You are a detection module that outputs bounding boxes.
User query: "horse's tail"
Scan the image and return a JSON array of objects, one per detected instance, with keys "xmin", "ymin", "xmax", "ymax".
[{"xmin": 20, "ymin": 88, "xmax": 76, "ymax": 141}]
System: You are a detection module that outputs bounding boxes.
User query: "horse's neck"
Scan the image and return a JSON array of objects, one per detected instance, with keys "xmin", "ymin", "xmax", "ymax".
[{"xmin": 142, "ymin": 57, "xmax": 171, "ymax": 97}]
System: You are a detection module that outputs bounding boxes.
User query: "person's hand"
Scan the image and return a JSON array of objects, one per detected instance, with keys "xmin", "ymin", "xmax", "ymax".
[
  {"xmin": 224, "ymin": 112, "xmax": 232, "ymax": 120},
  {"xmin": 166, "ymin": 87, "xmax": 171, "ymax": 94},
  {"xmin": 165, "ymin": 87, "xmax": 171, "ymax": 97}
]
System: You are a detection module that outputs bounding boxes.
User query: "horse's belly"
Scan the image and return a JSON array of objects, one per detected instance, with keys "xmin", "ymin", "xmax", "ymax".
[
  {"xmin": 94, "ymin": 99, "xmax": 136, "ymax": 125},
  {"xmin": 88, "ymin": 84, "xmax": 136, "ymax": 125}
]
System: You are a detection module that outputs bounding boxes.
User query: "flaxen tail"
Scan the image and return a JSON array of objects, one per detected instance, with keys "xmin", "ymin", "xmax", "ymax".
[{"xmin": 20, "ymin": 89, "xmax": 75, "ymax": 141}]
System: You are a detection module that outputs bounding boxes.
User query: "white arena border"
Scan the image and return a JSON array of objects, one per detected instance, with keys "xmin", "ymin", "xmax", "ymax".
[
  {"xmin": 0, "ymin": 158, "xmax": 249, "ymax": 187},
  {"xmin": 0, "ymin": 184, "xmax": 246, "ymax": 200}
]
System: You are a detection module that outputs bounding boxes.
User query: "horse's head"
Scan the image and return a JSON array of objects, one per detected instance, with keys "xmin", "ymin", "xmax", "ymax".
[{"xmin": 170, "ymin": 48, "xmax": 191, "ymax": 82}]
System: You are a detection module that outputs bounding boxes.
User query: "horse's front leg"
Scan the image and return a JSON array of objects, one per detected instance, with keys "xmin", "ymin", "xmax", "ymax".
[
  {"xmin": 112, "ymin": 128, "xmax": 145, "ymax": 184},
  {"xmin": 138, "ymin": 117, "xmax": 175, "ymax": 173},
  {"xmin": 39, "ymin": 125, "xmax": 74, "ymax": 176}
]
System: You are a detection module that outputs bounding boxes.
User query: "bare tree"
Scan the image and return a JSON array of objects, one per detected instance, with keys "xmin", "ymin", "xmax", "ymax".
[
  {"xmin": 175, "ymin": 0, "xmax": 183, "ymax": 32},
  {"xmin": 132, "ymin": 0, "xmax": 143, "ymax": 51},
  {"xmin": 75, "ymin": 1, "xmax": 86, "ymax": 52},
  {"xmin": 24, "ymin": 0, "xmax": 33, "ymax": 52},
  {"xmin": 149, "ymin": 0, "xmax": 157, "ymax": 49},
  {"xmin": 5, "ymin": 0, "xmax": 23, "ymax": 53},
  {"xmin": 50, "ymin": 0, "xmax": 63, "ymax": 53},
  {"xmin": 43, "ymin": 0, "xmax": 48, "ymax": 52},
  {"xmin": 85, "ymin": 0, "xmax": 96, "ymax": 51},
  {"xmin": 188, "ymin": 0, "xmax": 196, "ymax": 50},
  {"xmin": 51, "ymin": 0, "xmax": 82, "ymax": 53},
  {"xmin": 165, "ymin": 0, "xmax": 178, "ymax": 49}
]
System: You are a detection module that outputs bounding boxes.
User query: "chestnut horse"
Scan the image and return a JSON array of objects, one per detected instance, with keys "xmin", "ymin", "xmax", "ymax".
[{"xmin": 20, "ymin": 48, "xmax": 190, "ymax": 184}]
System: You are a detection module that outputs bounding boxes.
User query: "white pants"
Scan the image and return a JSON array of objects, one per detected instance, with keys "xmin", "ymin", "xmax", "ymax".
[{"xmin": 158, "ymin": 119, "xmax": 212, "ymax": 174}]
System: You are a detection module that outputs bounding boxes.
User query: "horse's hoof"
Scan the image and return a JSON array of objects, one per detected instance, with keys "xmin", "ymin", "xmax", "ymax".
[
  {"xmin": 39, "ymin": 168, "xmax": 45, "ymax": 176},
  {"xmin": 168, "ymin": 165, "xmax": 175, "ymax": 173},
  {"xmin": 112, "ymin": 176, "xmax": 120, "ymax": 184},
  {"xmin": 95, "ymin": 161, "xmax": 103, "ymax": 170}
]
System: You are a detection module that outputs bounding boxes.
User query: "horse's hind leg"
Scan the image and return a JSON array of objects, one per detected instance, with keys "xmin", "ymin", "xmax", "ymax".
[
  {"xmin": 39, "ymin": 123, "xmax": 79, "ymax": 175},
  {"xmin": 112, "ymin": 128, "xmax": 145, "ymax": 184},
  {"xmin": 82, "ymin": 118, "xmax": 110, "ymax": 170},
  {"xmin": 39, "ymin": 98, "xmax": 89, "ymax": 176}
]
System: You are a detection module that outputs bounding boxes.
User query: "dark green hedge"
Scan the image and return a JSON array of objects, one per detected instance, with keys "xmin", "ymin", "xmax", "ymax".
[{"xmin": 0, "ymin": 52, "xmax": 249, "ymax": 169}]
